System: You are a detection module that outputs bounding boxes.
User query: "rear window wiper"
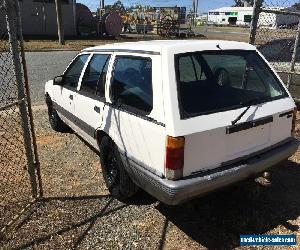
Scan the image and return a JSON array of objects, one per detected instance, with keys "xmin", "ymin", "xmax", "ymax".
[{"xmin": 231, "ymin": 96, "xmax": 269, "ymax": 125}]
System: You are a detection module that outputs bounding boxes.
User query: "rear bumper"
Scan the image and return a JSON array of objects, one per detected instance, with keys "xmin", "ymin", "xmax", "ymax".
[{"xmin": 122, "ymin": 137, "xmax": 299, "ymax": 205}]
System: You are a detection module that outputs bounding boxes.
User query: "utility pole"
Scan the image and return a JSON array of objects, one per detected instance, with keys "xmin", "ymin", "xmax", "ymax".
[
  {"xmin": 192, "ymin": 0, "xmax": 195, "ymax": 26},
  {"xmin": 55, "ymin": 0, "xmax": 65, "ymax": 45},
  {"xmin": 98, "ymin": 0, "xmax": 105, "ymax": 35},
  {"xmin": 195, "ymin": 0, "xmax": 199, "ymax": 26},
  {"xmin": 100, "ymin": 0, "xmax": 105, "ymax": 18},
  {"xmin": 42, "ymin": 0, "xmax": 46, "ymax": 33},
  {"xmin": 192, "ymin": 0, "xmax": 198, "ymax": 27}
]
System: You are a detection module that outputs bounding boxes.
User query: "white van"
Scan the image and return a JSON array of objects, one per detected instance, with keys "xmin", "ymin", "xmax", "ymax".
[{"xmin": 45, "ymin": 40, "xmax": 299, "ymax": 205}]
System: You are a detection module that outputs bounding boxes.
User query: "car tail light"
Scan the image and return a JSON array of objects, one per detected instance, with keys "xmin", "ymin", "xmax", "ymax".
[
  {"xmin": 292, "ymin": 107, "xmax": 297, "ymax": 136},
  {"xmin": 165, "ymin": 136, "xmax": 185, "ymax": 180}
]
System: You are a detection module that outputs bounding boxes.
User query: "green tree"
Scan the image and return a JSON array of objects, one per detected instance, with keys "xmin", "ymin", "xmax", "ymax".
[
  {"xmin": 127, "ymin": 4, "xmax": 155, "ymax": 12},
  {"xmin": 233, "ymin": 0, "xmax": 254, "ymax": 7},
  {"xmin": 292, "ymin": 3, "xmax": 300, "ymax": 10},
  {"xmin": 105, "ymin": 0, "xmax": 126, "ymax": 14}
]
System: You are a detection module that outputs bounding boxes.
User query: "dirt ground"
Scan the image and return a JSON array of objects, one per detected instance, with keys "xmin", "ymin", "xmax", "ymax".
[
  {"xmin": 1, "ymin": 106, "xmax": 300, "ymax": 249},
  {"xmin": 21, "ymin": 26, "xmax": 296, "ymax": 51},
  {"xmin": 22, "ymin": 38, "xmax": 132, "ymax": 52},
  {"xmin": 21, "ymin": 26, "xmax": 249, "ymax": 52}
]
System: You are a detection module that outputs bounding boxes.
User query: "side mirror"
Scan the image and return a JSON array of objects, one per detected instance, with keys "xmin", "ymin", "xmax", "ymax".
[{"xmin": 53, "ymin": 75, "xmax": 64, "ymax": 86}]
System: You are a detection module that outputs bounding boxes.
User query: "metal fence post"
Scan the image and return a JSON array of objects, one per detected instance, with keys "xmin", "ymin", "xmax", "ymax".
[
  {"xmin": 15, "ymin": 0, "xmax": 43, "ymax": 197},
  {"xmin": 4, "ymin": 0, "xmax": 38, "ymax": 198},
  {"xmin": 287, "ymin": 20, "xmax": 300, "ymax": 89},
  {"xmin": 249, "ymin": 0, "xmax": 263, "ymax": 45}
]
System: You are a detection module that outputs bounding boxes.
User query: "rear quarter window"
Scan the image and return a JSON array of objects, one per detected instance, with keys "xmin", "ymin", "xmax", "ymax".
[{"xmin": 110, "ymin": 56, "xmax": 153, "ymax": 115}]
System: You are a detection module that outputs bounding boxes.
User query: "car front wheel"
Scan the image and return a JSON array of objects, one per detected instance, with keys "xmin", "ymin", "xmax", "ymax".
[{"xmin": 47, "ymin": 103, "xmax": 69, "ymax": 132}]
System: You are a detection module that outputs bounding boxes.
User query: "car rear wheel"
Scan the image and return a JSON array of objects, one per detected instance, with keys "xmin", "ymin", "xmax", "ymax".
[{"xmin": 99, "ymin": 136, "xmax": 139, "ymax": 201}]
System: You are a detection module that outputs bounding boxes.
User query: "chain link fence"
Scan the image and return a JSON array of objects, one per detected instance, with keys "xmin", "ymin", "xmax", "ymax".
[
  {"xmin": 250, "ymin": 0, "xmax": 300, "ymax": 100},
  {"xmin": 0, "ymin": 0, "xmax": 42, "ymax": 240}
]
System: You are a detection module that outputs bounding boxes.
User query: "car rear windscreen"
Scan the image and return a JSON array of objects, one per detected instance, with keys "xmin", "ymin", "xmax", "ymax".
[{"xmin": 175, "ymin": 50, "xmax": 288, "ymax": 119}]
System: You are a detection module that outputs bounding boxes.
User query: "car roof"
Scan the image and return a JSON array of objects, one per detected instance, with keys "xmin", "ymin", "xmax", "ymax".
[{"xmin": 82, "ymin": 40, "xmax": 256, "ymax": 55}]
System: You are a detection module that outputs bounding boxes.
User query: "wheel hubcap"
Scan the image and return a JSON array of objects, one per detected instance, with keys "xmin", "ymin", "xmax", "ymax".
[
  {"xmin": 49, "ymin": 108, "xmax": 56, "ymax": 124},
  {"xmin": 106, "ymin": 150, "xmax": 118, "ymax": 186}
]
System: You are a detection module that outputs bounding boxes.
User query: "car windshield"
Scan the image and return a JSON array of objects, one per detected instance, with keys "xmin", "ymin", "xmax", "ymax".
[{"xmin": 175, "ymin": 50, "xmax": 288, "ymax": 119}]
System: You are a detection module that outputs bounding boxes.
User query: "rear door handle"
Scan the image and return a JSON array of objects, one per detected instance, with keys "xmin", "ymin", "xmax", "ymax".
[
  {"xmin": 69, "ymin": 94, "xmax": 73, "ymax": 100},
  {"xmin": 94, "ymin": 106, "xmax": 100, "ymax": 113}
]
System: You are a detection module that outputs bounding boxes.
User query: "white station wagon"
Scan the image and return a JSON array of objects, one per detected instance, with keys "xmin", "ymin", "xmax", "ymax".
[{"xmin": 45, "ymin": 40, "xmax": 299, "ymax": 205}]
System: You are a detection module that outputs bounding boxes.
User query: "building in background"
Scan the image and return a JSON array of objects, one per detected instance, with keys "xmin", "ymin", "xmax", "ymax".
[
  {"xmin": 258, "ymin": 7, "xmax": 300, "ymax": 29},
  {"xmin": 208, "ymin": 5, "xmax": 300, "ymax": 29},
  {"xmin": 207, "ymin": 7, "xmax": 253, "ymax": 26},
  {"xmin": 18, "ymin": 0, "xmax": 77, "ymax": 36}
]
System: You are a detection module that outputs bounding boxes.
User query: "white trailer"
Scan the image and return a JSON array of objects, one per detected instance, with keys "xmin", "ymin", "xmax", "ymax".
[{"xmin": 258, "ymin": 7, "xmax": 299, "ymax": 29}]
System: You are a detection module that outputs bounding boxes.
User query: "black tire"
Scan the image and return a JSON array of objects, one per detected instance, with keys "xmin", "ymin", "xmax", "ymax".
[
  {"xmin": 47, "ymin": 104, "xmax": 69, "ymax": 132},
  {"xmin": 99, "ymin": 136, "xmax": 138, "ymax": 201}
]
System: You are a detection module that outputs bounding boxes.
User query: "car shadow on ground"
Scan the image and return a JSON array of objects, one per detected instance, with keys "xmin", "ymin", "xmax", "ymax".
[
  {"xmin": 156, "ymin": 160, "xmax": 300, "ymax": 249},
  {"xmin": 3, "ymin": 161, "xmax": 300, "ymax": 249},
  {"xmin": 3, "ymin": 195, "xmax": 128, "ymax": 249}
]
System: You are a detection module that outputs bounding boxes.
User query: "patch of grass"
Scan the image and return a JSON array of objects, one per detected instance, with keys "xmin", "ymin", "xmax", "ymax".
[
  {"xmin": 22, "ymin": 38, "xmax": 130, "ymax": 51},
  {"xmin": 21, "ymin": 34, "xmax": 208, "ymax": 51}
]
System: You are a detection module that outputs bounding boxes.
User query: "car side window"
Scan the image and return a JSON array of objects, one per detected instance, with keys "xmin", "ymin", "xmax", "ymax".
[
  {"xmin": 202, "ymin": 54, "xmax": 267, "ymax": 92},
  {"xmin": 96, "ymin": 56, "xmax": 110, "ymax": 97},
  {"xmin": 111, "ymin": 56, "xmax": 153, "ymax": 115},
  {"xmin": 178, "ymin": 55, "xmax": 207, "ymax": 82},
  {"xmin": 64, "ymin": 54, "xmax": 89, "ymax": 88},
  {"xmin": 80, "ymin": 54, "xmax": 110, "ymax": 97}
]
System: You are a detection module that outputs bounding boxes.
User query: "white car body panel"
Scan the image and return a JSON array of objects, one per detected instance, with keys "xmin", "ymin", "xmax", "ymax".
[{"xmin": 182, "ymin": 98, "xmax": 294, "ymax": 176}]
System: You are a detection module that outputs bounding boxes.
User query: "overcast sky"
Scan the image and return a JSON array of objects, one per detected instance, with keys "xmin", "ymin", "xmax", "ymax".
[{"xmin": 76, "ymin": 0, "xmax": 235, "ymax": 12}]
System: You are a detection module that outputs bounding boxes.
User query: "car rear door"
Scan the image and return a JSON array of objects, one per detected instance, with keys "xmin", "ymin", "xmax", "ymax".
[{"xmin": 74, "ymin": 53, "xmax": 112, "ymax": 149}]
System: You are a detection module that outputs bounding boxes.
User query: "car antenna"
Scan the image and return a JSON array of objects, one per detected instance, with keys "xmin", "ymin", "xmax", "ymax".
[{"xmin": 216, "ymin": 44, "xmax": 222, "ymax": 50}]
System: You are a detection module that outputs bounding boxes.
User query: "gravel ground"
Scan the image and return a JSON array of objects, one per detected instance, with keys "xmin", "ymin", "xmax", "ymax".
[{"xmin": 0, "ymin": 106, "xmax": 300, "ymax": 249}]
